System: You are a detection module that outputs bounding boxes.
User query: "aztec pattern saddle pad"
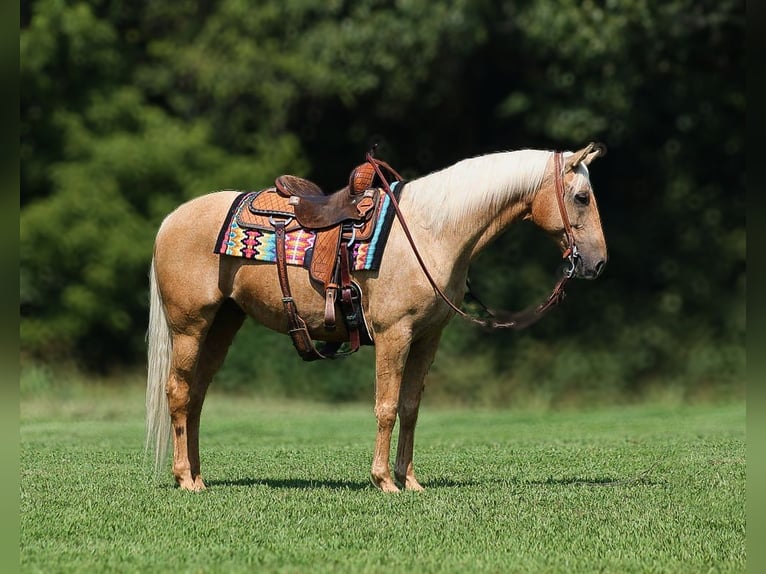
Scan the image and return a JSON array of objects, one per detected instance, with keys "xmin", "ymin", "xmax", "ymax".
[{"xmin": 214, "ymin": 182, "xmax": 403, "ymax": 272}]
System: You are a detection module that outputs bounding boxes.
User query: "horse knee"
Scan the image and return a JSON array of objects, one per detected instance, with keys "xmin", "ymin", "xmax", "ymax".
[{"xmin": 374, "ymin": 402, "xmax": 398, "ymax": 430}]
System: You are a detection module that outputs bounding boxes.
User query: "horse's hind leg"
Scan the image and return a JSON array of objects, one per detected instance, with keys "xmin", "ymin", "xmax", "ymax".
[
  {"xmin": 167, "ymin": 325, "xmax": 210, "ymax": 491},
  {"xmin": 185, "ymin": 300, "xmax": 246, "ymax": 490},
  {"xmin": 164, "ymin": 299, "xmax": 238, "ymax": 491},
  {"xmin": 394, "ymin": 331, "xmax": 443, "ymax": 491}
]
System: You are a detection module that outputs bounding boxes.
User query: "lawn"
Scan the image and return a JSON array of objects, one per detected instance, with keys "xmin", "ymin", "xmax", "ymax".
[{"xmin": 21, "ymin": 387, "xmax": 745, "ymax": 573}]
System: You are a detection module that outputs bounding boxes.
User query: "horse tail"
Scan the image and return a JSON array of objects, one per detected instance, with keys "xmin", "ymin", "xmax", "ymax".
[{"xmin": 145, "ymin": 257, "xmax": 172, "ymax": 473}]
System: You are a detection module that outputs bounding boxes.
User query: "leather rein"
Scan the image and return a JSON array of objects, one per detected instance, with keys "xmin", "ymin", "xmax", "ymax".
[{"xmin": 366, "ymin": 150, "xmax": 580, "ymax": 330}]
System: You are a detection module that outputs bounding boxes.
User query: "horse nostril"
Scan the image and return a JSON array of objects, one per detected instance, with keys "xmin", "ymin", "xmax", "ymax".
[{"xmin": 594, "ymin": 260, "xmax": 606, "ymax": 277}]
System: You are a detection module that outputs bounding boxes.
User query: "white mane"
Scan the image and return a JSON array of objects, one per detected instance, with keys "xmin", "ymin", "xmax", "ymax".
[{"xmin": 404, "ymin": 149, "xmax": 554, "ymax": 230}]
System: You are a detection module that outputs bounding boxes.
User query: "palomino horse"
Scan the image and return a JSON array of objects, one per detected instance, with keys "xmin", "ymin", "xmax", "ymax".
[{"xmin": 146, "ymin": 144, "xmax": 607, "ymax": 492}]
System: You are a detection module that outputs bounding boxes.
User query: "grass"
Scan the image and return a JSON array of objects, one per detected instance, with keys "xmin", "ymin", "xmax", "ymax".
[{"xmin": 21, "ymin": 386, "xmax": 745, "ymax": 573}]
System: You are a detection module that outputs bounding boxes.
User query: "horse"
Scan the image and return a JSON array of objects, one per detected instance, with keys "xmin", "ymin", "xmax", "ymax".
[{"xmin": 146, "ymin": 143, "xmax": 607, "ymax": 493}]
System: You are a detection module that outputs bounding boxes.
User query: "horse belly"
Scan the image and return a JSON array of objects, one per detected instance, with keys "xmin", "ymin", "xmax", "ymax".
[{"xmin": 229, "ymin": 262, "xmax": 353, "ymax": 343}]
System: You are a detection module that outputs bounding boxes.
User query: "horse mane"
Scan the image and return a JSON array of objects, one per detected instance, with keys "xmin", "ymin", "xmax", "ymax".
[{"xmin": 405, "ymin": 149, "xmax": 555, "ymax": 230}]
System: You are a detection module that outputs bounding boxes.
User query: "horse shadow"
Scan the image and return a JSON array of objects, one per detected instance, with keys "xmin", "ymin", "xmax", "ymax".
[
  {"xmin": 428, "ymin": 475, "xmax": 664, "ymax": 488},
  {"xmin": 201, "ymin": 474, "xmax": 663, "ymax": 491},
  {"xmin": 205, "ymin": 477, "xmax": 371, "ymax": 491}
]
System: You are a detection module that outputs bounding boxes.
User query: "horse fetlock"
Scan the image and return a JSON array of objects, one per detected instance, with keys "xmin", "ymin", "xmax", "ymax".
[
  {"xmin": 175, "ymin": 471, "xmax": 205, "ymax": 492},
  {"xmin": 395, "ymin": 466, "xmax": 424, "ymax": 492},
  {"xmin": 370, "ymin": 472, "xmax": 401, "ymax": 493},
  {"xmin": 370, "ymin": 460, "xmax": 400, "ymax": 492},
  {"xmin": 173, "ymin": 463, "xmax": 196, "ymax": 490}
]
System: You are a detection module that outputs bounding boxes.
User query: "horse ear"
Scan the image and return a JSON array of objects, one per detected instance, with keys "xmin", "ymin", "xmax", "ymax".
[{"xmin": 567, "ymin": 142, "xmax": 607, "ymax": 170}]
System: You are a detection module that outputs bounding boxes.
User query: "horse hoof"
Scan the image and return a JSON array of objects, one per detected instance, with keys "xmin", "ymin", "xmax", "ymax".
[
  {"xmin": 395, "ymin": 473, "xmax": 425, "ymax": 492},
  {"xmin": 370, "ymin": 475, "xmax": 401, "ymax": 493},
  {"xmin": 176, "ymin": 476, "xmax": 207, "ymax": 492},
  {"xmin": 405, "ymin": 479, "xmax": 425, "ymax": 492}
]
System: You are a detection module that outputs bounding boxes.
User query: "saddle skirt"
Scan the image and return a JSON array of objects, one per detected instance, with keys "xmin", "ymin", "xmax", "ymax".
[{"xmin": 214, "ymin": 181, "xmax": 404, "ymax": 278}]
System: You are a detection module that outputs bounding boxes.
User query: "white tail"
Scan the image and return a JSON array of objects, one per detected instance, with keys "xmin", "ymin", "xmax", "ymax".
[{"xmin": 145, "ymin": 259, "xmax": 172, "ymax": 472}]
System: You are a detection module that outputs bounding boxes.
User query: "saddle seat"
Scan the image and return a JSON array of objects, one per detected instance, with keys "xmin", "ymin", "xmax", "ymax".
[
  {"xmin": 276, "ymin": 162, "xmax": 376, "ymax": 198},
  {"xmin": 274, "ymin": 162, "xmax": 379, "ymax": 229},
  {"xmin": 276, "ymin": 175, "xmax": 378, "ymax": 230}
]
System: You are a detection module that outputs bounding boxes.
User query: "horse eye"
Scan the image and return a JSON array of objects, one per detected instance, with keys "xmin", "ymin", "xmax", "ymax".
[{"xmin": 574, "ymin": 191, "xmax": 590, "ymax": 206}]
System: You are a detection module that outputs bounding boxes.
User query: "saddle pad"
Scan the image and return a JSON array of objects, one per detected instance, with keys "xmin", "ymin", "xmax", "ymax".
[{"xmin": 214, "ymin": 181, "xmax": 404, "ymax": 271}]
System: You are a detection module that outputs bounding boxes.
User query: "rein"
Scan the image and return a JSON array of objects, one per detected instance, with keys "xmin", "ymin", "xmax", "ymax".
[{"xmin": 366, "ymin": 150, "xmax": 579, "ymax": 330}]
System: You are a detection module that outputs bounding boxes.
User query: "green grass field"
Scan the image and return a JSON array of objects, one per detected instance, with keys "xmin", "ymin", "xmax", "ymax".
[{"xmin": 21, "ymin": 386, "xmax": 745, "ymax": 573}]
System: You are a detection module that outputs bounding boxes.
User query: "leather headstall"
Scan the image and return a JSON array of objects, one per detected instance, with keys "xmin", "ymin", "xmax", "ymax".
[{"xmin": 367, "ymin": 149, "xmax": 578, "ymax": 330}]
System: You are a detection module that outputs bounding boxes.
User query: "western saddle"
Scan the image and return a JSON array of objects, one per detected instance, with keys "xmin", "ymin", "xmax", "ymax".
[{"xmin": 240, "ymin": 159, "xmax": 396, "ymax": 360}]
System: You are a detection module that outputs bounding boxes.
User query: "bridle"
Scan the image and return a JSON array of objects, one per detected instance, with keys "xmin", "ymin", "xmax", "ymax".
[
  {"xmin": 554, "ymin": 151, "xmax": 581, "ymax": 280},
  {"xmin": 366, "ymin": 149, "xmax": 580, "ymax": 330}
]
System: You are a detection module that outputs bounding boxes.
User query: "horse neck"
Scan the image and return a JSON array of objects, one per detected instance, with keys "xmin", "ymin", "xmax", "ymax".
[{"xmin": 401, "ymin": 150, "xmax": 551, "ymax": 269}]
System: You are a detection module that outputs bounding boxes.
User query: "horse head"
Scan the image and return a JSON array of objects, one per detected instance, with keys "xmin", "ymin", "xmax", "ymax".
[{"xmin": 527, "ymin": 143, "xmax": 608, "ymax": 280}]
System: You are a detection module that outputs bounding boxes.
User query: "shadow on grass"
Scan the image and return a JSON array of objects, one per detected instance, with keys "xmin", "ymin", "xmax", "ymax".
[
  {"xmin": 206, "ymin": 477, "xmax": 371, "ymax": 490},
  {"xmin": 424, "ymin": 475, "xmax": 664, "ymax": 488},
  {"xmin": 526, "ymin": 475, "xmax": 665, "ymax": 487},
  {"xmin": 199, "ymin": 473, "xmax": 664, "ymax": 491}
]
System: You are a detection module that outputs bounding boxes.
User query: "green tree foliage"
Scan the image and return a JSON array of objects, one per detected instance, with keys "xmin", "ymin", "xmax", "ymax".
[
  {"xmin": 21, "ymin": 0, "xmax": 305, "ymax": 365},
  {"xmin": 21, "ymin": 0, "xmax": 744, "ymax": 401},
  {"xmin": 445, "ymin": 0, "xmax": 745, "ymax": 402}
]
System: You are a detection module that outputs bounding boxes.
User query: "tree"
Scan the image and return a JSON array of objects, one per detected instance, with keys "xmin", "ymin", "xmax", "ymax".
[{"xmin": 21, "ymin": 0, "xmax": 744, "ymax": 401}]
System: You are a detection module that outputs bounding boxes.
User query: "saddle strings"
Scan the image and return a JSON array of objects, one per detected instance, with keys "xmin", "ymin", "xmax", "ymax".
[{"xmin": 366, "ymin": 151, "xmax": 574, "ymax": 330}]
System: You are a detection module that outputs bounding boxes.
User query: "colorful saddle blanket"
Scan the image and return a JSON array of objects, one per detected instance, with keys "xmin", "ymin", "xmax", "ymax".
[{"xmin": 214, "ymin": 181, "xmax": 403, "ymax": 271}]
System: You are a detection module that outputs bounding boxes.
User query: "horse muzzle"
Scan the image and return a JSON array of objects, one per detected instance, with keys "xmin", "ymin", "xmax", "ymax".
[
  {"xmin": 563, "ymin": 246, "xmax": 605, "ymax": 280},
  {"xmin": 576, "ymin": 256, "xmax": 606, "ymax": 280}
]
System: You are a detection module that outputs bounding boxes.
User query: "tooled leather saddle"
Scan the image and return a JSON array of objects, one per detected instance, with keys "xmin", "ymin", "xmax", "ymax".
[{"xmin": 241, "ymin": 161, "xmax": 386, "ymax": 360}]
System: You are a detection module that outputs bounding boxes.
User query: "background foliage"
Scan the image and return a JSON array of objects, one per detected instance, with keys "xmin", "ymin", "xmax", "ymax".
[{"xmin": 20, "ymin": 0, "xmax": 745, "ymax": 404}]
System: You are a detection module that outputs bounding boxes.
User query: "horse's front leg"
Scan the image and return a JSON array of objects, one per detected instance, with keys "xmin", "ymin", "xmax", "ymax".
[
  {"xmin": 395, "ymin": 331, "xmax": 443, "ymax": 491},
  {"xmin": 370, "ymin": 327, "xmax": 412, "ymax": 493}
]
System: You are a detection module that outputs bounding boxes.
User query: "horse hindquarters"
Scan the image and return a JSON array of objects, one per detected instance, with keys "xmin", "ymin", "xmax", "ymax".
[{"xmin": 146, "ymin": 191, "xmax": 245, "ymax": 490}]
